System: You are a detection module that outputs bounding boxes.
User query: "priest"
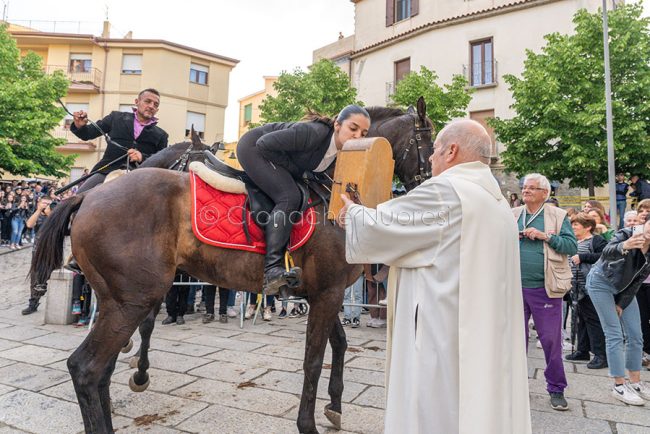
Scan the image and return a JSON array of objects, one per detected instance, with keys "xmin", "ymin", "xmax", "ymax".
[{"xmin": 339, "ymin": 119, "xmax": 531, "ymax": 433}]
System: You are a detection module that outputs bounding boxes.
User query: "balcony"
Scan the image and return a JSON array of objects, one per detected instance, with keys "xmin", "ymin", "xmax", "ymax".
[
  {"xmin": 52, "ymin": 127, "xmax": 99, "ymax": 152},
  {"xmin": 463, "ymin": 60, "xmax": 498, "ymax": 89},
  {"xmin": 45, "ymin": 65, "xmax": 103, "ymax": 92}
]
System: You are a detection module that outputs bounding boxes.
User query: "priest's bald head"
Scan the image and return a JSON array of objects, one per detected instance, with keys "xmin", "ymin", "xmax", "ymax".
[{"xmin": 429, "ymin": 119, "xmax": 492, "ymax": 176}]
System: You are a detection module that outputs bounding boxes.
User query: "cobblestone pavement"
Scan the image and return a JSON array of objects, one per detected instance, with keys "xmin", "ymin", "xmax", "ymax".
[{"xmin": 1, "ymin": 247, "xmax": 649, "ymax": 433}]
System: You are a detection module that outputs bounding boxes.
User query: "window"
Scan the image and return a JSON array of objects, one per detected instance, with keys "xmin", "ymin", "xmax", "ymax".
[
  {"xmin": 470, "ymin": 39, "xmax": 494, "ymax": 86},
  {"xmin": 190, "ymin": 63, "xmax": 209, "ymax": 85},
  {"xmin": 386, "ymin": 0, "xmax": 418, "ymax": 26},
  {"xmin": 119, "ymin": 104, "xmax": 133, "ymax": 113},
  {"xmin": 470, "ymin": 109, "xmax": 496, "ymax": 158},
  {"xmin": 394, "ymin": 58, "xmax": 410, "ymax": 86},
  {"xmin": 69, "ymin": 54, "xmax": 92, "ymax": 73},
  {"xmin": 185, "ymin": 111, "xmax": 206, "ymax": 139},
  {"xmin": 64, "ymin": 103, "xmax": 89, "ymax": 128},
  {"xmin": 244, "ymin": 104, "xmax": 252, "ymax": 123},
  {"xmin": 122, "ymin": 54, "xmax": 142, "ymax": 75}
]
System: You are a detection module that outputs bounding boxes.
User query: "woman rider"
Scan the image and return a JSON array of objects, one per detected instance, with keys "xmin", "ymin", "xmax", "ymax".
[{"xmin": 236, "ymin": 105, "xmax": 371, "ymax": 294}]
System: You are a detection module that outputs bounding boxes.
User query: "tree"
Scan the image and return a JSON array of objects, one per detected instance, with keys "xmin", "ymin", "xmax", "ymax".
[
  {"xmin": 490, "ymin": 4, "xmax": 650, "ymax": 195},
  {"xmin": 257, "ymin": 59, "xmax": 360, "ymax": 124},
  {"xmin": 0, "ymin": 24, "xmax": 73, "ymax": 178},
  {"xmin": 390, "ymin": 66, "xmax": 473, "ymax": 132}
]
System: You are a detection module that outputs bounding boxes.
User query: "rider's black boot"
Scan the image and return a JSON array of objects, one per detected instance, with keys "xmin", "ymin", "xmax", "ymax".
[
  {"xmin": 21, "ymin": 298, "xmax": 40, "ymax": 315},
  {"xmin": 263, "ymin": 210, "xmax": 302, "ymax": 295}
]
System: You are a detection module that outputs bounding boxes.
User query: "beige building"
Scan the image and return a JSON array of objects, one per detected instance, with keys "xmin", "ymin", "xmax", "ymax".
[
  {"xmin": 340, "ymin": 0, "xmax": 606, "ymax": 168},
  {"xmin": 9, "ymin": 21, "xmax": 238, "ymax": 181},
  {"xmin": 237, "ymin": 76, "xmax": 278, "ymax": 139}
]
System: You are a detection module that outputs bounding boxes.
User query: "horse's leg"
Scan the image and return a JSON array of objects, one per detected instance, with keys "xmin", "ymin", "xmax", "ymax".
[
  {"xmin": 129, "ymin": 300, "xmax": 162, "ymax": 391},
  {"xmin": 297, "ymin": 292, "xmax": 341, "ymax": 434},
  {"xmin": 98, "ymin": 353, "xmax": 119, "ymax": 430},
  {"xmin": 324, "ymin": 316, "xmax": 347, "ymax": 429},
  {"xmin": 68, "ymin": 301, "xmax": 150, "ymax": 433}
]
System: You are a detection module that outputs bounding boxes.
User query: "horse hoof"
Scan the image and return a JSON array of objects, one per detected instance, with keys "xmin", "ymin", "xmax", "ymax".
[
  {"xmin": 129, "ymin": 373, "xmax": 150, "ymax": 392},
  {"xmin": 324, "ymin": 403, "xmax": 341, "ymax": 430},
  {"xmin": 128, "ymin": 356, "xmax": 140, "ymax": 369},
  {"xmin": 121, "ymin": 339, "xmax": 134, "ymax": 353}
]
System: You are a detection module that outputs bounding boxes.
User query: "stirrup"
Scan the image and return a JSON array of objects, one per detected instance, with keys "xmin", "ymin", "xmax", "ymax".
[{"xmin": 64, "ymin": 255, "xmax": 83, "ymax": 274}]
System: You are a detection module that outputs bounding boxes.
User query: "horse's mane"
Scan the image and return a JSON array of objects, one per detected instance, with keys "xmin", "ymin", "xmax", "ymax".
[
  {"xmin": 365, "ymin": 106, "xmax": 405, "ymax": 123},
  {"xmin": 139, "ymin": 141, "xmax": 194, "ymax": 169}
]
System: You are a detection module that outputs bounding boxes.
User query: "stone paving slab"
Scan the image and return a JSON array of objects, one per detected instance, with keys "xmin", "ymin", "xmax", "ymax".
[
  {"xmin": 0, "ymin": 390, "xmax": 85, "ymax": 434},
  {"xmin": 345, "ymin": 356, "xmax": 385, "ymax": 372},
  {"xmin": 0, "ymin": 339, "xmax": 20, "ymax": 353},
  {"xmin": 0, "ymin": 344, "xmax": 69, "ymax": 366},
  {"xmin": 617, "ymin": 422, "xmax": 650, "ymax": 433},
  {"xmin": 23, "ymin": 332, "xmax": 85, "ymax": 351},
  {"xmin": 206, "ymin": 348, "xmax": 304, "ymax": 372},
  {"xmin": 530, "ymin": 409, "xmax": 612, "ymax": 433},
  {"xmin": 183, "ymin": 334, "xmax": 265, "ymax": 352},
  {"xmin": 112, "ymin": 368, "xmax": 199, "ymax": 394},
  {"xmin": 111, "ymin": 415, "xmax": 186, "ymax": 434},
  {"xmin": 149, "ymin": 337, "xmax": 221, "ymax": 357},
  {"xmin": 143, "ymin": 350, "xmax": 213, "ymax": 373},
  {"xmin": 584, "ymin": 400, "xmax": 650, "ymax": 426},
  {"xmin": 281, "ymin": 398, "xmax": 385, "ymax": 434},
  {"xmin": 529, "ymin": 392, "xmax": 583, "ymax": 417},
  {"xmin": 0, "ymin": 358, "xmax": 16, "ymax": 369},
  {"xmin": 172, "ymin": 377, "xmax": 301, "ymax": 416},
  {"xmin": 0, "ymin": 427, "xmax": 28, "ymax": 434},
  {"xmin": 529, "ymin": 370, "xmax": 629, "ymax": 407},
  {"xmin": 187, "ymin": 360, "xmax": 268, "ymax": 384},
  {"xmin": 253, "ymin": 369, "xmax": 367, "ymax": 403},
  {"xmin": 0, "ymin": 385, "xmax": 15, "ymax": 397},
  {"xmin": 351, "ymin": 385, "xmax": 384, "ymax": 409},
  {"xmin": 0, "ymin": 326, "xmax": 50, "ymax": 342},
  {"xmin": 0, "ymin": 362, "xmax": 70, "ymax": 392},
  {"xmin": 176, "ymin": 402, "xmax": 298, "ymax": 433},
  {"xmin": 318, "ymin": 366, "xmax": 386, "ymax": 387},
  {"xmin": 110, "ymin": 383, "xmax": 209, "ymax": 427}
]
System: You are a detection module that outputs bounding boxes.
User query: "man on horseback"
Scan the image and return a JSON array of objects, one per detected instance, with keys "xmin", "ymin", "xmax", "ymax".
[
  {"xmin": 71, "ymin": 88, "xmax": 169, "ymax": 193},
  {"xmin": 236, "ymin": 105, "xmax": 370, "ymax": 294}
]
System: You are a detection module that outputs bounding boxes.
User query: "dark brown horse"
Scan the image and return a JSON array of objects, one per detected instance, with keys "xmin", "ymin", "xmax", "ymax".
[{"xmin": 30, "ymin": 100, "xmax": 433, "ymax": 434}]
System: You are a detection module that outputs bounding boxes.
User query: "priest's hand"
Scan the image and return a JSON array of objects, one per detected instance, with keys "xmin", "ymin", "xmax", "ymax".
[{"xmin": 338, "ymin": 194, "xmax": 353, "ymax": 228}]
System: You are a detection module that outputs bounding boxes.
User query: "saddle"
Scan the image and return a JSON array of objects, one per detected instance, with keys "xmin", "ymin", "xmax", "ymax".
[{"xmin": 202, "ymin": 151, "xmax": 332, "ymax": 228}]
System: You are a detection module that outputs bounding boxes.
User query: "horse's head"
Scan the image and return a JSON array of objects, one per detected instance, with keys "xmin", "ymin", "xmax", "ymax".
[{"xmin": 366, "ymin": 96, "xmax": 434, "ymax": 191}]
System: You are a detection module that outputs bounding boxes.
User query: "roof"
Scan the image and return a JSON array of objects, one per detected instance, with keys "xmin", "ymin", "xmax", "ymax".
[
  {"xmin": 351, "ymin": 0, "xmax": 557, "ymax": 58},
  {"xmin": 9, "ymin": 30, "xmax": 239, "ymax": 65}
]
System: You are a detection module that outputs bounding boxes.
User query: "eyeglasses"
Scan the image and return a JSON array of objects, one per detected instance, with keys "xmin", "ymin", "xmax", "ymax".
[{"xmin": 521, "ymin": 186, "xmax": 546, "ymax": 191}]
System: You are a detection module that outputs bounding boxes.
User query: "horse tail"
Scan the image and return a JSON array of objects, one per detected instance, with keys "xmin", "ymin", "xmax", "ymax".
[{"xmin": 29, "ymin": 194, "xmax": 85, "ymax": 286}]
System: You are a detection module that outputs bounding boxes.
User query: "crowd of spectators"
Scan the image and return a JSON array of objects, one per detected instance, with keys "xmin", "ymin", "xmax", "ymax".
[{"xmin": 0, "ymin": 179, "xmax": 73, "ymax": 250}]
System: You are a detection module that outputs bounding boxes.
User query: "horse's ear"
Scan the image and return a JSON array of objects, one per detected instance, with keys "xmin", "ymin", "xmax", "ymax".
[
  {"xmin": 406, "ymin": 105, "xmax": 416, "ymax": 115},
  {"xmin": 416, "ymin": 96, "xmax": 427, "ymax": 123},
  {"xmin": 190, "ymin": 125, "xmax": 203, "ymax": 146}
]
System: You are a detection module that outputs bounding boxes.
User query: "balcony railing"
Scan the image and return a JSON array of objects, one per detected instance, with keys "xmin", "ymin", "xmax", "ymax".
[
  {"xmin": 44, "ymin": 65, "xmax": 103, "ymax": 90},
  {"xmin": 51, "ymin": 127, "xmax": 100, "ymax": 150},
  {"xmin": 463, "ymin": 60, "xmax": 498, "ymax": 87}
]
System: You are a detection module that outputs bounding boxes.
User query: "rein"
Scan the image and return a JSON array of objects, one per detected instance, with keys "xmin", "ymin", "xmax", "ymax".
[{"xmin": 396, "ymin": 114, "xmax": 433, "ymax": 190}]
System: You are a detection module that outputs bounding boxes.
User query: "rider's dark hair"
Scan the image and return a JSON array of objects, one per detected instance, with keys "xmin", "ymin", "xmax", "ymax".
[
  {"xmin": 301, "ymin": 105, "xmax": 370, "ymax": 127},
  {"xmin": 138, "ymin": 88, "xmax": 160, "ymax": 98}
]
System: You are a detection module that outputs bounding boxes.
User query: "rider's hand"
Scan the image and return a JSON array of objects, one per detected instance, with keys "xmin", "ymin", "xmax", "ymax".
[
  {"xmin": 73, "ymin": 110, "xmax": 88, "ymax": 129},
  {"xmin": 337, "ymin": 194, "xmax": 354, "ymax": 228},
  {"xmin": 127, "ymin": 149, "xmax": 143, "ymax": 163}
]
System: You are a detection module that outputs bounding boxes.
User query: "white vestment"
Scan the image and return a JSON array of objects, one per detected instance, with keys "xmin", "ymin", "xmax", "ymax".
[{"xmin": 345, "ymin": 161, "xmax": 531, "ymax": 434}]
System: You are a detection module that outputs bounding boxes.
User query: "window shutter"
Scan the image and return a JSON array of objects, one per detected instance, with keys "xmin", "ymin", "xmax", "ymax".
[
  {"xmin": 122, "ymin": 54, "xmax": 142, "ymax": 73},
  {"xmin": 386, "ymin": 0, "xmax": 394, "ymax": 26},
  {"xmin": 411, "ymin": 0, "xmax": 419, "ymax": 17},
  {"xmin": 186, "ymin": 111, "xmax": 206, "ymax": 132}
]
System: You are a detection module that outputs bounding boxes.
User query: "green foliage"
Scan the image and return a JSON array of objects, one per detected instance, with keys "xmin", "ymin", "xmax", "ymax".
[
  {"xmin": 390, "ymin": 66, "xmax": 473, "ymax": 132},
  {"xmin": 490, "ymin": 4, "xmax": 650, "ymax": 189},
  {"xmin": 0, "ymin": 24, "xmax": 74, "ymax": 178},
  {"xmin": 257, "ymin": 59, "xmax": 360, "ymax": 124}
]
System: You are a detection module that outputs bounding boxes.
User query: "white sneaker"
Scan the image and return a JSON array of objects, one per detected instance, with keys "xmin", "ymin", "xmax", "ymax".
[
  {"xmin": 378, "ymin": 298, "xmax": 388, "ymax": 306},
  {"xmin": 367, "ymin": 318, "xmax": 386, "ymax": 328},
  {"xmin": 263, "ymin": 306, "xmax": 272, "ymax": 321},
  {"xmin": 245, "ymin": 305, "xmax": 255, "ymax": 320},
  {"xmin": 629, "ymin": 382, "xmax": 650, "ymax": 401},
  {"xmin": 366, "ymin": 318, "xmax": 376, "ymax": 327},
  {"xmin": 612, "ymin": 383, "xmax": 645, "ymax": 406},
  {"xmin": 227, "ymin": 307, "xmax": 237, "ymax": 318}
]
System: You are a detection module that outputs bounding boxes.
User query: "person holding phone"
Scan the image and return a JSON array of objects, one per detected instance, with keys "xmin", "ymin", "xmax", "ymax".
[{"xmin": 586, "ymin": 217, "xmax": 650, "ymax": 405}]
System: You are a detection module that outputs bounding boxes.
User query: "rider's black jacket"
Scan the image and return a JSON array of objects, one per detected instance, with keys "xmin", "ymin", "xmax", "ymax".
[{"xmin": 71, "ymin": 111, "xmax": 168, "ymax": 173}]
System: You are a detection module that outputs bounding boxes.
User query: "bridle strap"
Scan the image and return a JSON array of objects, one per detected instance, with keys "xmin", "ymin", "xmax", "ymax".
[{"xmin": 397, "ymin": 114, "xmax": 433, "ymax": 190}]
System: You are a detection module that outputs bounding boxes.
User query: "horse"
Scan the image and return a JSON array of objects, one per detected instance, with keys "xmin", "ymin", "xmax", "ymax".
[{"xmin": 30, "ymin": 98, "xmax": 434, "ymax": 434}]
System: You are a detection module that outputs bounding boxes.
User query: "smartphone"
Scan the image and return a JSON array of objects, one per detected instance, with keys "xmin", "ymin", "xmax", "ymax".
[{"xmin": 633, "ymin": 224, "xmax": 644, "ymax": 236}]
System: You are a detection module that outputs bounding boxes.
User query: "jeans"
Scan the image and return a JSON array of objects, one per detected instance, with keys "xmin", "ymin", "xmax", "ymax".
[
  {"xmin": 10, "ymin": 217, "xmax": 25, "ymax": 245},
  {"xmin": 523, "ymin": 287, "xmax": 567, "ymax": 393},
  {"xmin": 587, "ymin": 267, "xmax": 643, "ymax": 377},
  {"xmin": 616, "ymin": 200, "xmax": 627, "ymax": 229},
  {"xmin": 343, "ymin": 277, "xmax": 363, "ymax": 320}
]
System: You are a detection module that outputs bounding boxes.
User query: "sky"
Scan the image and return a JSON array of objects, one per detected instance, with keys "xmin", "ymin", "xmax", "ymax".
[
  {"xmin": 5, "ymin": 1, "xmax": 649, "ymax": 142},
  {"xmin": 4, "ymin": 0, "xmax": 356, "ymax": 142}
]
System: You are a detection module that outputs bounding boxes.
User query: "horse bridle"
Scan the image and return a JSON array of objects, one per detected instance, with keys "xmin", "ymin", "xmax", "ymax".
[
  {"xmin": 168, "ymin": 142, "xmax": 221, "ymax": 172},
  {"xmin": 397, "ymin": 114, "xmax": 433, "ymax": 191}
]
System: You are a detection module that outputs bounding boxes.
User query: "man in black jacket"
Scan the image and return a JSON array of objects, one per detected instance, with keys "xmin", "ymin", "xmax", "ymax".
[
  {"xmin": 630, "ymin": 175, "xmax": 650, "ymax": 204},
  {"xmin": 71, "ymin": 88, "xmax": 168, "ymax": 193}
]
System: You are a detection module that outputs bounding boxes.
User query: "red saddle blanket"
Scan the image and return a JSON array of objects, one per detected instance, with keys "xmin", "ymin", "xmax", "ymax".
[{"xmin": 190, "ymin": 171, "xmax": 315, "ymax": 254}]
